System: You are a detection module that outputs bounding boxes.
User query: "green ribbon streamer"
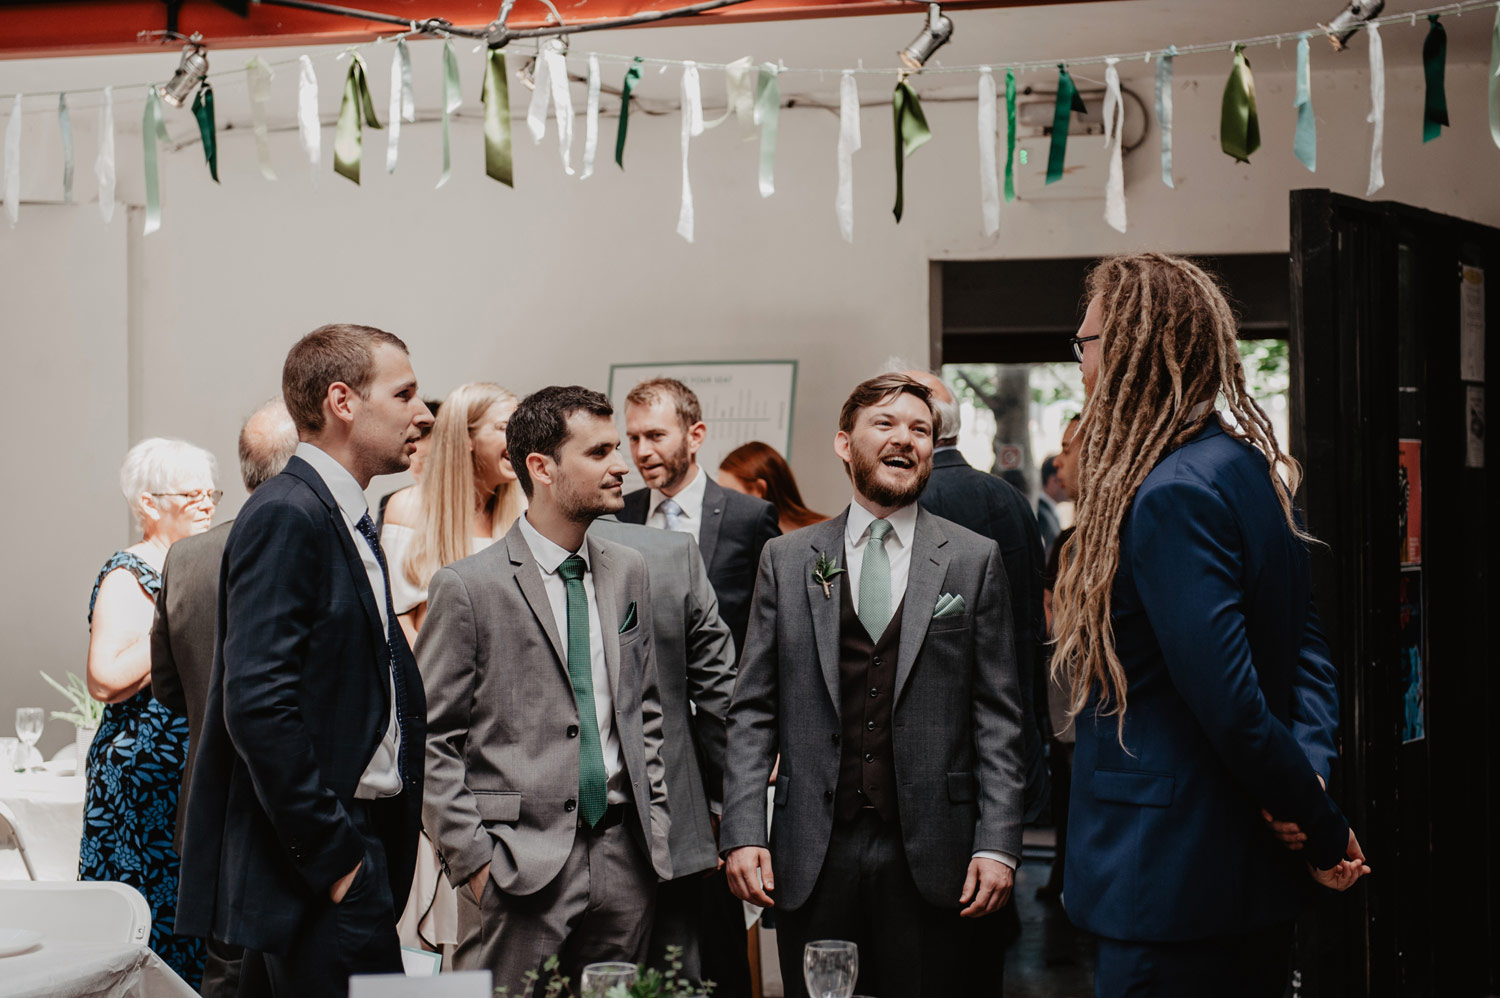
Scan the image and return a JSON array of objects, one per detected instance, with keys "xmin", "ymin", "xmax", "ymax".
[
  {"xmin": 892, "ymin": 77, "xmax": 931, "ymax": 223},
  {"xmin": 1046, "ymin": 65, "xmax": 1085, "ymax": 185},
  {"xmin": 437, "ymin": 40, "xmax": 461, "ymax": 187},
  {"xmin": 191, "ymin": 81, "xmax": 219, "ymax": 183},
  {"xmin": 1220, "ymin": 44, "xmax": 1260, "ymax": 164},
  {"xmin": 755, "ymin": 63, "xmax": 780, "ymax": 197},
  {"xmin": 481, "ymin": 49, "xmax": 513, "ymax": 187},
  {"xmin": 1490, "ymin": 8, "xmax": 1500, "ymax": 150},
  {"xmin": 333, "ymin": 52, "xmax": 382, "ymax": 185},
  {"xmin": 58, "ymin": 93, "xmax": 73, "ymax": 203},
  {"xmin": 615, "ymin": 56, "xmax": 644, "ymax": 168},
  {"xmin": 142, "ymin": 87, "xmax": 170, "ymax": 235},
  {"xmin": 1423, "ymin": 15, "xmax": 1448, "ymax": 143},
  {"xmin": 1294, "ymin": 34, "xmax": 1316, "ymax": 172},
  {"xmin": 1004, "ymin": 68, "xmax": 1016, "ymax": 203}
]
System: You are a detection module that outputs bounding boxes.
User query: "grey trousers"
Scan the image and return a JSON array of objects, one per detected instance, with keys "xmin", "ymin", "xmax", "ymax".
[{"xmin": 454, "ymin": 818, "xmax": 657, "ymax": 995}]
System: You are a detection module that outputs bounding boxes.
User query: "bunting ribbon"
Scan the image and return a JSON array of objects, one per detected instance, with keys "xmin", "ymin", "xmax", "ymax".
[
  {"xmin": 707, "ymin": 56, "xmax": 756, "ymax": 131},
  {"xmin": 1046, "ymin": 65, "xmax": 1085, "ymax": 185},
  {"xmin": 437, "ymin": 40, "xmax": 462, "ymax": 188},
  {"xmin": 1103, "ymin": 58, "xmax": 1126, "ymax": 233},
  {"xmin": 1367, "ymin": 23, "xmax": 1385, "ymax": 196},
  {"xmin": 334, "ymin": 52, "xmax": 382, "ymax": 185},
  {"xmin": 247, "ymin": 57, "xmax": 277, "ymax": 180},
  {"xmin": 192, "ymin": 82, "xmax": 219, "ymax": 183},
  {"xmin": 1155, "ymin": 45, "xmax": 1176, "ymax": 188},
  {"xmin": 582, "ymin": 54, "xmax": 601, "ymax": 179},
  {"xmin": 547, "ymin": 47, "xmax": 575, "ymax": 175},
  {"xmin": 677, "ymin": 61, "xmax": 704, "ymax": 242},
  {"xmin": 59, "ymin": 94, "xmax": 73, "ymax": 203},
  {"xmin": 142, "ymin": 87, "xmax": 170, "ymax": 235},
  {"xmin": 1490, "ymin": 8, "xmax": 1500, "ymax": 150},
  {"xmin": 978, "ymin": 67, "xmax": 1000, "ymax": 237},
  {"xmin": 1294, "ymin": 34, "xmax": 1316, "ymax": 172},
  {"xmin": 754, "ymin": 63, "xmax": 780, "ymax": 198},
  {"xmin": 615, "ymin": 56, "xmax": 644, "ymax": 168},
  {"xmin": 1423, "ymin": 15, "xmax": 1448, "ymax": 142},
  {"xmin": 836, "ymin": 69, "xmax": 860, "ymax": 243},
  {"xmin": 298, "ymin": 55, "xmax": 321, "ymax": 170},
  {"xmin": 1004, "ymin": 68, "xmax": 1016, "ymax": 203},
  {"xmin": 892, "ymin": 76, "xmax": 931, "ymax": 222},
  {"xmin": 96, "ymin": 86, "xmax": 115, "ymax": 222},
  {"xmin": 4, "ymin": 94, "xmax": 18, "ymax": 227},
  {"xmin": 481, "ymin": 49, "xmax": 513, "ymax": 186},
  {"xmin": 387, "ymin": 37, "xmax": 414, "ymax": 173},
  {"xmin": 1221, "ymin": 44, "xmax": 1260, "ymax": 164}
]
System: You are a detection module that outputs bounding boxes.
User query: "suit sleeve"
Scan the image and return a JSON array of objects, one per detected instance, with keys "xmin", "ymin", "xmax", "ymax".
[
  {"xmin": 634, "ymin": 564, "xmax": 674, "ymax": 878},
  {"xmin": 719, "ymin": 541, "xmax": 781, "ymax": 854},
  {"xmin": 1291, "ymin": 603, "xmax": 1340, "ymax": 782},
  {"xmin": 997, "ymin": 490, "xmax": 1050, "ymax": 822},
  {"xmin": 682, "ymin": 540, "xmax": 736, "ymax": 808},
  {"xmin": 750, "ymin": 503, "xmax": 781, "ymax": 566},
  {"xmin": 971, "ymin": 540, "xmax": 1026, "ymax": 859},
  {"xmin": 416, "ymin": 566, "xmax": 491, "ymax": 888},
  {"xmin": 149, "ymin": 551, "xmax": 188, "ymax": 718},
  {"xmin": 220, "ymin": 501, "xmax": 365, "ymax": 892},
  {"xmin": 1130, "ymin": 479, "xmax": 1349, "ymax": 869}
]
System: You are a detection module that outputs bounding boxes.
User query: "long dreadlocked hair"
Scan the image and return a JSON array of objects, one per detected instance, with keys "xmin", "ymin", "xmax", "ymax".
[{"xmin": 1051, "ymin": 253, "xmax": 1308, "ymax": 740}]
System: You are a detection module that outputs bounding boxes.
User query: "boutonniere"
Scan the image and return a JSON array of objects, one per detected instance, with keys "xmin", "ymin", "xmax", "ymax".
[{"xmin": 812, "ymin": 552, "xmax": 846, "ymax": 599}]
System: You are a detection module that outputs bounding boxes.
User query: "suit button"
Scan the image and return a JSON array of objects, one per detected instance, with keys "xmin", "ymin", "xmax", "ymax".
[
  {"xmin": 869, "ymin": 688, "xmax": 879, "ymax": 698},
  {"xmin": 864, "ymin": 753, "xmax": 874, "ymax": 763},
  {"xmin": 823, "ymin": 790, "xmax": 834, "ymax": 803},
  {"xmin": 872, "ymin": 656, "xmax": 881, "ymax": 666},
  {"xmin": 831, "ymin": 733, "xmax": 840, "ymax": 745},
  {"xmin": 564, "ymin": 798, "xmax": 577, "ymax": 812},
  {"xmin": 567, "ymin": 725, "xmax": 579, "ymax": 738},
  {"xmin": 866, "ymin": 721, "xmax": 876, "ymax": 731}
]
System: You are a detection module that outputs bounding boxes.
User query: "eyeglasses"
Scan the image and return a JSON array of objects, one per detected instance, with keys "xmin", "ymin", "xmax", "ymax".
[
  {"xmin": 152, "ymin": 490, "xmax": 223, "ymax": 507},
  {"xmin": 1069, "ymin": 334, "xmax": 1100, "ymax": 363}
]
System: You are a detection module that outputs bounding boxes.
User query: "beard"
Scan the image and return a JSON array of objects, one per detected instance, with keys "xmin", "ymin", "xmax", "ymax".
[
  {"xmin": 644, "ymin": 439, "xmax": 693, "ymax": 493},
  {"xmin": 849, "ymin": 442, "xmax": 931, "ymax": 509},
  {"xmin": 556, "ymin": 475, "xmax": 625, "ymax": 523}
]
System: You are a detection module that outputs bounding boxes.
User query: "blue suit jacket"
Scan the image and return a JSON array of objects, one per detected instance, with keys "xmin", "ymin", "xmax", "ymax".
[{"xmin": 1064, "ymin": 423, "xmax": 1347, "ymax": 942}]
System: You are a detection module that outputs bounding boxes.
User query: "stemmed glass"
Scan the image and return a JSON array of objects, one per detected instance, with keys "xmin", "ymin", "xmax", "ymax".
[
  {"xmin": 803, "ymin": 939, "xmax": 858, "ymax": 998},
  {"xmin": 579, "ymin": 961, "xmax": 637, "ymax": 998},
  {"xmin": 14, "ymin": 708, "xmax": 44, "ymax": 773}
]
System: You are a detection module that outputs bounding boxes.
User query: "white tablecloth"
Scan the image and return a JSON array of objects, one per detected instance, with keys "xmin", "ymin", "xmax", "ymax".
[
  {"xmin": 0, "ymin": 772, "xmax": 85, "ymax": 881},
  {"xmin": 0, "ymin": 939, "xmax": 196, "ymax": 997}
]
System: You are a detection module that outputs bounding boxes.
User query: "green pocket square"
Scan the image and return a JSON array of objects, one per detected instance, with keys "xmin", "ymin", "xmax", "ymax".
[
  {"xmin": 619, "ymin": 600, "xmax": 638, "ymax": 634},
  {"xmin": 934, "ymin": 593, "xmax": 967, "ymax": 618}
]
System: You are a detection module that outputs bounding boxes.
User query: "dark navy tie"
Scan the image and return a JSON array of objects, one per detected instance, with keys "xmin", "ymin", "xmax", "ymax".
[{"xmin": 355, "ymin": 511, "xmax": 410, "ymax": 784}]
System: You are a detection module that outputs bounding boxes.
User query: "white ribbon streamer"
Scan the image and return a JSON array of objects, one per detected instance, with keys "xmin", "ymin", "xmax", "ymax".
[
  {"xmin": 247, "ymin": 57, "xmax": 277, "ymax": 180},
  {"xmin": 977, "ymin": 67, "xmax": 1000, "ymax": 237},
  {"xmin": 677, "ymin": 61, "xmax": 704, "ymax": 243},
  {"xmin": 1103, "ymin": 57, "xmax": 1127, "ymax": 233},
  {"xmin": 1155, "ymin": 46, "xmax": 1176, "ymax": 188},
  {"xmin": 581, "ymin": 54, "xmax": 601, "ymax": 179},
  {"xmin": 1366, "ymin": 23, "xmax": 1385, "ymax": 197},
  {"xmin": 527, "ymin": 50, "xmax": 552, "ymax": 144},
  {"xmin": 706, "ymin": 56, "xmax": 756, "ymax": 131},
  {"xmin": 4, "ymin": 94, "xmax": 19, "ymax": 227},
  {"xmin": 96, "ymin": 86, "xmax": 115, "ymax": 223},
  {"xmin": 298, "ymin": 55, "xmax": 321, "ymax": 170},
  {"xmin": 386, "ymin": 38, "xmax": 413, "ymax": 174},
  {"xmin": 835, "ymin": 70, "xmax": 861, "ymax": 243},
  {"xmin": 547, "ymin": 48, "xmax": 575, "ymax": 176}
]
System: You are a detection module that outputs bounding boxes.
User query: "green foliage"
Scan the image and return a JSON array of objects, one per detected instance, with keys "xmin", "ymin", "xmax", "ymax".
[
  {"xmin": 1238, "ymin": 338, "xmax": 1290, "ymax": 399},
  {"xmin": 39, "ymin": 671, "xmax": 104, "ymax": 728},
  {"xmin": 493, "ymin": 948, "xmax": 713, "ymax": 998}
]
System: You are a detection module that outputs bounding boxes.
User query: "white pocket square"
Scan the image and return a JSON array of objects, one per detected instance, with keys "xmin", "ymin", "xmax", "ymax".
[{"xmin": 933, "ymin": 593, "xmax": 966, "ymax": 618}]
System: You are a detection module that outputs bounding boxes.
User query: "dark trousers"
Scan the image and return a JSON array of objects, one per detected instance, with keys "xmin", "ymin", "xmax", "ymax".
[
  {"xmin": 775, "ymin": 810, "xmax": 977, "ymax": 998},
  {"xmin": 649, "ymin": 869, "xmax": 752, "ymax": 998},
  {"xmin": 1094, "ymin": 922, "xmax": 1294, "ymax": 998},
  {"xmin": 263, "ymin": 804, "xmax": 404, "ymax": 998},
  {"xmin": 1044, "ymin": 739, "xmax": 1073, "ymax": 893},
  {"xmin": 202, "ymin": 937, "xmax": 272, "ymax": 998}
]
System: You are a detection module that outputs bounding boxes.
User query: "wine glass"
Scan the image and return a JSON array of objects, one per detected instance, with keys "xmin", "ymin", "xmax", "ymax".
[
  {"xmin": 803, "ymin": 939, "xmax": 858, "ymax": 998},
  {"xmin": 15, "ymin": 708, "xmax": 43, "ymax": 772},
  {"xmin": 579, "ymin": 961, "xmax": 637, "ymax": 998}
]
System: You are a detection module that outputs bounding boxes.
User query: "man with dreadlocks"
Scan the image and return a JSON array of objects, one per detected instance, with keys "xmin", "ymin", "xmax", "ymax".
[{"xmin": 1053, "ymin": 253, "xmax": 1370, "ymax": 997}]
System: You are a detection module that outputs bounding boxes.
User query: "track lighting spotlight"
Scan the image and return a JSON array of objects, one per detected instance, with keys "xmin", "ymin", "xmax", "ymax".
[
  {"xmin": 899, "ymin": 3, "xmax": 954, "ymax": 71},
  {"xmin": 160, "ymin": 43, "xmax": 209, "ymax": 107},
  {"xmin": 1325, "ymin": 0, "xmax": 1385, "ymax": 51}
]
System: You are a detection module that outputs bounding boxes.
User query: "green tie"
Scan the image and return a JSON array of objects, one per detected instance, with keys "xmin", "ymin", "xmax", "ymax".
[
  {"xmin": 859, "ymin": 519, "xmax": 895, "ymax": 640},
  {"xmin": 557, "ymin": 555, "xmax": 608, "ymax": 827}
]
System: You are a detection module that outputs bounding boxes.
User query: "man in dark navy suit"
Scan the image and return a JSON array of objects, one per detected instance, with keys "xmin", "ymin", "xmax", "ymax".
[
  {"xmin": 1053, "ymin": 254, "xmax": 1369, "ymax": 998},
  {"xmin": 177, "ymin": 324, "xmax": 434, "ymax": 997}
]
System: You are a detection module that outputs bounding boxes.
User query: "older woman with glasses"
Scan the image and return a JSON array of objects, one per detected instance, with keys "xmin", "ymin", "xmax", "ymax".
[{"xmin": 81, "ymin": 437, "xmax": 218, "ymax": 988}]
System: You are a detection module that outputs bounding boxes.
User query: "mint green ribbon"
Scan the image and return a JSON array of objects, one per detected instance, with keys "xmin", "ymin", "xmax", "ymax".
[
  {"xmin": 191, "ymin": 81, "xmax": 219, "ymax": 183},
  {"xmin": 58, "ymin": 94, "xmax": 73, "ymax": 203},
  {"xmin": 892, "ymin": 77, "xmax": 931, "ymax": 222},
  {"xmin": 1294, "ymin": 34, "xmax": 1316, "ymax": 172},
  {"xmin": 334, "ymin": 52, "xmax": 382, "ymax": 184},
  {"xmin": 1423, "ymin": 15, "xmax": 1448, "ymax": 143},
  {"xmin": 1046, "ymin": 65, "xmax": 1085, "ymax": 185},
  {"xmin": 1004, "ymin": 68, "xmax": 1017, "ymax": 202},
  {"xmin": 1490, "ymin": 8, "xmax": 1500, "ymax": 150},
  {"xmin": 437, "ymin": 40, "xmax": 461, "ymax": 187},
  {"xmin": 615, "ymin": 56, "xmax": 644, "ymax": 169},
  {"xmin": 1220, "ymin": 44, "xmax": 1260, "ymax": 164},
  {"xmin": 142, "ymin": 87, "xmax": 170, "ymax": 235},
  {"xmin": 481, "ymin": 49, "xmax": 513, "ymax": 187},
  {"xmin": 755, "ymin": 63, "xmax": 780, "ymax": 197},
  {"xmin": 1155, "ymin": 46, "xmax": 1176, "ymax": 188}
]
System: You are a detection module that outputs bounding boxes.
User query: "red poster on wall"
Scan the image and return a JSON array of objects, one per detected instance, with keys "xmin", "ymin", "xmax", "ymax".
[{"xmin": 1398, "ymin": 440, "xmax": 1422, "ymax": 566}]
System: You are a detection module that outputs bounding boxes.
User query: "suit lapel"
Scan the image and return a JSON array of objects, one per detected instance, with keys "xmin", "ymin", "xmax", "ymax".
[
  {"xmin": 620, "ymin": 489, "xmax": 650, "ymax": 525},
  {"xmin": 589, "ymin": 536, "xmax": 623, "ymax": 700},
  {"xmin": 697, "ymin": 476, "xmax": 726, "ymax": 572},
  {"xmin": 894, "ymin": 507, "xmax": 949, "ymax": 703},
  {"xmin": 506, "ymin": 527, "xmax": 568, "ymax": 673},
  {"xmin": 804, "ymin": 510, "xmax": 851, "ymax": 714},
  {"xmin": 284, "ymin": 458, "xmax": 386, "ymax": 657}
]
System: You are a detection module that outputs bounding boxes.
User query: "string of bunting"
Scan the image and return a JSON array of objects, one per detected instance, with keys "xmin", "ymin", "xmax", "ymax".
[{"xmin": 1, "ymin": 0, "xmax": 1497, "ymax": 239}]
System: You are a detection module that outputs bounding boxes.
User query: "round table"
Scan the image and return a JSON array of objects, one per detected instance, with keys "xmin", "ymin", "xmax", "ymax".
[{"xmin": 0, "ymin": 770, "xmax": 85, "ymax": 881}]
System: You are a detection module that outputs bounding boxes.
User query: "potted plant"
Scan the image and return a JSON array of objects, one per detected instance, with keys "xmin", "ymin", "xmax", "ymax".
[
  {"xmin": 496, "ymin": 948, "xmax": 713, "ymax": 998},
  {"xmin": 40, "ymin": 670, "xmax": 105, "ymax": 767}
]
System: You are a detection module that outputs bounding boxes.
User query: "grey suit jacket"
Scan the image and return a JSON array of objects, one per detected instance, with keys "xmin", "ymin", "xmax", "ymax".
[
  {"xmin": 418, "ymin": 521, "xmax": 673, "ymax": 898},
  {"xmin": 151, "ymin": 519, "xmax": 232, "ymax": 851},
  {"xmin": 590, "ymin": 517, "xmax": 737, "ymax": 879},
  {"xmin": 721, "ymin": 506, "xmax": 1025, "ymax": 912}
]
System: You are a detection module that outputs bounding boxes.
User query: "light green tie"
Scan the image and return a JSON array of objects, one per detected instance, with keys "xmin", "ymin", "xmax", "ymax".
[
  {"xmin": 557, "ymin": 555, "xmax": 608, "ymax": 827},
  {"xmin": 859, "ymin": 519, "xmax": 895, "ymax": 640}
]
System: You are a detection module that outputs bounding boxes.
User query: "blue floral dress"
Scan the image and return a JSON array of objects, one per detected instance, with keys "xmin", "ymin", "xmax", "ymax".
[{"xmin": 80, "ymin": 550, "xmax": 205, "ymax": 988}]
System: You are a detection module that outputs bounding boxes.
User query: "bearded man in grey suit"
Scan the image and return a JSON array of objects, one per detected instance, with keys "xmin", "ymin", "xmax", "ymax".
[
  {"xmin": 722, "ymin": 373, "xmax": 1026, "ymax": 998},
  {"xmin": 419, "ymin": 386, "xmax": 673, "ymax": 994}
]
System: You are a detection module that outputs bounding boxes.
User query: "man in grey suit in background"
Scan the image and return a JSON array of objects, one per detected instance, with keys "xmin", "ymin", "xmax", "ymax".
[
  {"xmin": 722, "ymin": 374, "xmax": 1026, "ymax": 998},
  {"xmin": 589, "ymin": 517, "xmax": 737, "ymax": 986},
  {"xmin": 151, "ymin": 397, "xmax": 296, "ymax": 998},
  {"xmin": 419, "ymin": 386, "xmax": 673, "ymax": 993}
]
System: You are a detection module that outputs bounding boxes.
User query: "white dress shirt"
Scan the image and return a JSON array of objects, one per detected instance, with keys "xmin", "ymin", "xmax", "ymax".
[
  {"xmin": 844, "ymin": 495, "xmax": 1017, "ymax": 872},
  {"xmin": 646, "ymin": 463, "xmax": 707, "ymax": 543},
  {"xmin": 517, "ymin": 514, "xmax": 627, "ymax": 803},
  {"xmin": 294, "ymin": 442, "xmax": 402, "ymax": 800}
]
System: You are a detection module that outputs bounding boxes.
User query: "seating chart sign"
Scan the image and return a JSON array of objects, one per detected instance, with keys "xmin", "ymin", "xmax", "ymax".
[{"xmin": 607, "ymin": 361, "xmax": 798, "ymax": 494}]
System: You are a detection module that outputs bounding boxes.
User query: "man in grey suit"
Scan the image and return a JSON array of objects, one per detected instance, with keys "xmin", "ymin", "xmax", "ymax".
[
  {"xmin": 151, "ymin": 397, "xmax": 296, "ymax": 998},
  {"xmin": 722, "ymin": 373, "xmax": 1026, "ymax": 997},
  {"xmin": 419, "ymin": 386, "xmax": 673, "ymax": 993},
  {"xmin": 589, "ymin": 517, "xmax": 736, "ymax": 986}
]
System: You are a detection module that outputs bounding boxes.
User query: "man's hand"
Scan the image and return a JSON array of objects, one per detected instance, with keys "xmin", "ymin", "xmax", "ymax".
[
  {"xmin": 329, "ymin": 859, "xmax": 362, "ymax": 903},
  {"xmin": 1261, "ymin": 775, "xmax": 1325, "ymax": 852},
  {"xmin": 958, "ymin": 857, "xmax": 1013, "ymax": 918},
  {"xmin": 1308, "ymin": 829, "xmax": 1372, "ymax": 892},
  {"xmin": 468, "ymin": 863, "xmax": 491, "ymax": 903},
  {"xmin": 725, "ymin": 846, "xmax": 775, "ymax": 907}
]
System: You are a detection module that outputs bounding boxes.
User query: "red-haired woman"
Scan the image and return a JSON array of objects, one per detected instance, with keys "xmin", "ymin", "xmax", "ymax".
[{"xmin": 716, "ymin": 441, "xmax": 826, "ymax": 535}]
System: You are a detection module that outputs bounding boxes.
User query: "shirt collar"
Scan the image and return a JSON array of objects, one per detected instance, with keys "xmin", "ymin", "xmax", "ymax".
[
  {"xmin": 651, "ymin": 462, "xmax": 706, "ymax": 520},
  {"xmin": 518, "ymin": 512, "xmax": 590, "ymax": 576},
  {"xmin": 1187, "ymin": 399, "xmax": 1215, "ymax": 422},
  {"xmin": 846, "ymin": 495, "xmax": 919, "ymax": 549},
  {"xmin": 295, "ymin": 442, "xmax": 369, "ymax": 525}
]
